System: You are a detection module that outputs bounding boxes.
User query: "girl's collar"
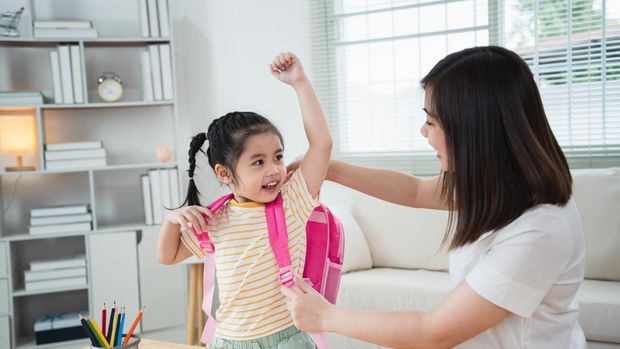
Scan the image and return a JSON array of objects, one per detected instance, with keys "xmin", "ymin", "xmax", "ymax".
[{"xmin": 229, "ymin": 198, "xmax": 264, "ymax": 208}]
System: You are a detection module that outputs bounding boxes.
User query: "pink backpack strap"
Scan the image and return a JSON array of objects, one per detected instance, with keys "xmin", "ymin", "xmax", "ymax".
[
  {"xmin": 265, "ymin": 194, "xmax": 330, "ymax": 349},
  {"xmin": 265, "ymin": 194, "xmax": 294, "ymax": 287},
  {"xmin": 194, "ymin": 193, "xmax": 234, "ymax": 344}
]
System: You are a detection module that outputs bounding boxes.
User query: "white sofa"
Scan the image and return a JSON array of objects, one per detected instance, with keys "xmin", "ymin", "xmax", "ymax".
[{"xmin": 327, "ymin": 167, "xmax": 620, "ymax": 349}]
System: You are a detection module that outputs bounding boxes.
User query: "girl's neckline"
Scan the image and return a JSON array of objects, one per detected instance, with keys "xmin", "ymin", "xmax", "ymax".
[{"xmin": 229, "ymin": 199, "xmax": 264, "ymax": 208}]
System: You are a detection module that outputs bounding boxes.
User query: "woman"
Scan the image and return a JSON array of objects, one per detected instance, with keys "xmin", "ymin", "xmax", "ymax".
[{"xmin": 282, "ymin": 46, "xmax": 586, "ymax": 348}]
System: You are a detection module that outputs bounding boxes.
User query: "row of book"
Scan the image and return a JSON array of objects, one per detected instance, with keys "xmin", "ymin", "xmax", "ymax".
[
  {"xmin": 139, "ymin": 0, "xmax": 171, "ymax": 38},
  {"xmin": 25, "ymin": 255, "xmax": 87, "ymax": 291},
  {"xmin": 141, "ymin": 168, "xmax": 181, "ymax": 225},
  {"xmin": 29, "ymin": 204, "xmax": 93, "ymax": 235},
  {"xmin": 0, "ymin": 91, "xmax": 43, "ymax": 106},
  {"xmin": 142, "ymin": 44, "xmax": 175, "ymax": 101},
  {"xmin": 50, "ymin": 45, "xmax": 85, "ymax": 104},
  {"xmin": 45, "ymin": 141, "xmax": 107, "ymax": 170},
  {"xmin": 34, "ymin": 20, "xmax": 98, "ymax": 39}
]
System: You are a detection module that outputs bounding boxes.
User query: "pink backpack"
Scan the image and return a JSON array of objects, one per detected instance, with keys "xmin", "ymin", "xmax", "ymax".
[{"xmin": 193, "ymin": 193, "xmax": 345, "ymax": 348}]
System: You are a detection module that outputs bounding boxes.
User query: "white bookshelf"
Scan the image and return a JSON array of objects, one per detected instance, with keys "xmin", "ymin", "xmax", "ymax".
[{"xmin": 0, "ymin": 0, "xmax": 187, "ymax": 347}]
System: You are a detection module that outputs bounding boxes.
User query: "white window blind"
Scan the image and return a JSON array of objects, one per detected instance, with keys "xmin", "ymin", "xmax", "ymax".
[{"xmin": 310, "ymin": 0, "xmax": 620, "ymax": 174}]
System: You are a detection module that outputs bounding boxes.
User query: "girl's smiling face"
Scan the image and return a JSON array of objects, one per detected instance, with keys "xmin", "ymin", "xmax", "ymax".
[
  {"xmin": 215, "ymin": 132, "xmax": 287, "ymax": 203},
  {"xmin": 420, "ymin": 91, "xmax": 448, "ymax": 171}
]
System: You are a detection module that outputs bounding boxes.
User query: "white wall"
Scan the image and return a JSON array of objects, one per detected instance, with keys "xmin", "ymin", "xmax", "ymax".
[{"xmin": 170, "ymin": 1, "xmax": 352, "ymax": 206}]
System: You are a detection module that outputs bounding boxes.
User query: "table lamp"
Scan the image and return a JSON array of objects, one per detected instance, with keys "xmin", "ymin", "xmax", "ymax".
[{"xmin": 0, "ymin": 114, "xmax": 36, "ymax": 172}]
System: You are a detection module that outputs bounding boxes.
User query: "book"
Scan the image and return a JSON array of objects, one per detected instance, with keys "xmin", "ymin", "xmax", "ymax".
[
  {"xmin": 34, "ymin": 21, "xmax": 92, "ymax": 29},
  {"xmin": 29, "ymin": 221, "xmax": 92, "ymax": 235},
  {"xmin": 45, "ymin": 157, "xmax": 106, "ymax": 170},
  {"xmin": 31, "ymin": 204, "xmax": 89, "ymax": 217},
  {"xmin": 139, "ymin": 0, "xmax": 150, "ymax": 37},
  {"xmin": 57, "ymin": 45, "xmax": 74, "ymax": 104},
  {"xmin": 49, "ymin": 51, "xmax": 63, "ymax": 104},
  {"xmin": 147, "ymin": 0, "xmax": 160, "ymax": 37},
  {"xmin": 24, "ymin": 266, "xmax": 86, "ymax": 282},
  {"xmin": 169, "ymin": 168, "xmax": 180, "ymax": 207},
  {"xmin": 160, "ymin": 168, "xmax": 171, "ymax": 216},
  {"xmin": 141, "ymin": 174, "xmax": 154, "ymax": 225},
  {"xmin": 34, "ymin": 28, "xmax": 98, "ymax": 39},
  {"xmin": 30, "ymin": 213, "xmax": 92, "ymax": 226},
  {"xmin": 25, "ymin": 275, "xmax": 87, "ymax": 291},
  {"xmin": 157, "ymin": 0, "xmax": 170, "ymax": 37},
  {"xmin": 30, "ymin": 255, "xmax": 86, "ymax": 271},
  {"xmin": 0, "ymin": 91, "xmax": 43, "ymax": 105},
  {"xmin": 70, "ymin": 45, "xmax": 84, "ymax": 103},
  {"xmin": 45, "ymin": 148, "xmax": 106, "ymax": 161},
  {"xmin": 141, "ymin": 50, "xmax": 154, "ymax": 101},
  {"xmin": 159, "ymin": 44, "xmax": 174, "ymax": 100},
  {"xmin": 149, "ymin": 169, "xmax": 163, "ymax": 224},
  {"xmin": 46, "ymin": 141, "xmax": 103, "ymax": 151},
  {"xmin": 148, "ymin": 45, "xmax": 163, "ymax": 100}
]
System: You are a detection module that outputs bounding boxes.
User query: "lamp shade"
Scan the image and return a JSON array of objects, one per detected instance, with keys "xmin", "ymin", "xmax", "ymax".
[{"xmin": 0, "ymin": 115, "xmax": 36, "ymax": 155}]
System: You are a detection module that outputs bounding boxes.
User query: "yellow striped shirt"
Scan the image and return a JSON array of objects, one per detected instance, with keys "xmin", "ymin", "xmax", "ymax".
[{"xmin": 180, "ymin": 170, "xmax": 319, "ymax": 340}]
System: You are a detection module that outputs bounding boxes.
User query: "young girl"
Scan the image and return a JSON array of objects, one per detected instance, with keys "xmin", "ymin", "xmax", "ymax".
[{"xmin": 157, "ymin": 52, "xmax": 331, "ymax": 349}]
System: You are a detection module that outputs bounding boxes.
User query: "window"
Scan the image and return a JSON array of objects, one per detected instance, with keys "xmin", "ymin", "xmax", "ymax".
[{"xmin": 310, "ymin": 0, "xmax": 620, "ymax": 174}]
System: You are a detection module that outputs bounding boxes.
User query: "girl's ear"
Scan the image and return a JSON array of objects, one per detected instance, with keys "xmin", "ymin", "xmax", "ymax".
[{"xmin": 214, "ymin": 164, "xmax": 232, "ymax": 184}]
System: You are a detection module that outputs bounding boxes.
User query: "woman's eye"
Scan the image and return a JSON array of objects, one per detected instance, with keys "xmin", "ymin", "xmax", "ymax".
[{"xmin": 425, "ymin": 120, "xmax": 433, "ymax": 126}]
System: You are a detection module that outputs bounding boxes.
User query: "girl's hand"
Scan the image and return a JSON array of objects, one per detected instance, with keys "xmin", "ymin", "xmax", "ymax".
[
  {"xmin": 165, "ymin": 206, "xmax": 214, "ymax": 234},
  {"xmin": 270, "ymin": 52, "xmax": 307, "ymax": 88},
  {"xmin": 281, "ymin": 276, "xmax": 334, "ymax": 332}
]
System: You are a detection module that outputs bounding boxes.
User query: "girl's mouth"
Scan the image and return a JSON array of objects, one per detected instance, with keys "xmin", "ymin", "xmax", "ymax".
[{"xmin": 262, "ymin": 180, "xmax": 279, "ymax": 190}]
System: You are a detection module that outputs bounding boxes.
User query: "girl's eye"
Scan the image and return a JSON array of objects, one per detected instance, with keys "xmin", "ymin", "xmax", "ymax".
[
  {"xmin": 275, "ymin": 154, "xmax": 284, "ymax": 161},
  {"xmin": 253, "ymin": 159, "xmax": 263, "ymax": 166}
]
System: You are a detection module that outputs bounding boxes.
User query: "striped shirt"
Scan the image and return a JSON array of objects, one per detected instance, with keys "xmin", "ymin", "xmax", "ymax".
[{"xmin": 180, "ymin": 170, "xmax": 319, "ymax": 340}]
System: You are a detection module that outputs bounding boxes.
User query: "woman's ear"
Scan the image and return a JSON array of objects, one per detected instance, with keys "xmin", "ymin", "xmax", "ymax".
[{"xmin": 214, "ymin": 164, "xmax": 232, "ymax": 184}]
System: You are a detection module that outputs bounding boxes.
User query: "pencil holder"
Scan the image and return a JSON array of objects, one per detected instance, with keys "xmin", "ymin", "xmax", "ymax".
[{"xmin": 91, "ymin": 334, "xmax": 140, "ymax": 349}]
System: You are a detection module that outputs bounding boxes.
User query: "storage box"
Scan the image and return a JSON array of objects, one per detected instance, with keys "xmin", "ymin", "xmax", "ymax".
[{"xmin": 34, "ymin": 311, "xmax": 88, "ymax": 344}]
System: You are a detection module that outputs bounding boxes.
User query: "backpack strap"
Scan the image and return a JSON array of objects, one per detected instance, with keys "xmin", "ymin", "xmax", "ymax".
[
  {"xmin": 265, "ymin": 194, "xmax": 294, "ymax": 287},
  {"xmin": 196, "ymin": 193, "xmax": 234, "ymax": 344}
]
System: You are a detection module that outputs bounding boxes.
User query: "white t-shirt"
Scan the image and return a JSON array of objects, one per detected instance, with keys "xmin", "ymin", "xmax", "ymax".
[{"xmin": 450, "ymin": 199, "xmax": 586, "ymax": 349}]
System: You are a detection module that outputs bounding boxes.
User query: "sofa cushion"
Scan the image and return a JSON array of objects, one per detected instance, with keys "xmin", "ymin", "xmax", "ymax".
[
  {"xmin": 329, "ymin": 206, "xmax": 373, "ymax": 273},
  {"xmin": 571, "ymin": 168, "xmax": 620, "ymax": 281},
  {"xmin": 351, "ymin": 192, "xmax": 449, "ymax": 271},
  {"xmin": 577, "ymin": 279, "xmax": 620, "ymax": 343}
]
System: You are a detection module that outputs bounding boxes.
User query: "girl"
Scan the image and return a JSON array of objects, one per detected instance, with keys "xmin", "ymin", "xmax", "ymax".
[
  {"xmin": 157, "ymin": 52, "xmax": 331, "ymax": 349},
  {"xmin": 283, "ymin": 46, "xmax": 586, "ymax": 349}
]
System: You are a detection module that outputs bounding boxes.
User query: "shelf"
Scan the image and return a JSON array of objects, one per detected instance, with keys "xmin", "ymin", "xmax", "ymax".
[
  {"xmin": 16, "ymin": 336, "xmax": 90, "ymax": 349},
  {"xmin": 12, "ymin": 284, "xmax": 89, "ymax": 298},
  {"xmin": 95, "ymin": 223, "xmax": 156, "ymax": 233},
  {"xmin": 0, "ymin": 162, "xmax": 177, "ymax": 177},
  {"xmin": 0, "ymin": 37, "xmax": 171, "ymax": 44},
  {"xmin": 0, "ymin": 100, "xmax": 173, "ymax": 110},
  {"xmin": 1, "ymin": 223, "xmax": 155, "ymax": 242}
]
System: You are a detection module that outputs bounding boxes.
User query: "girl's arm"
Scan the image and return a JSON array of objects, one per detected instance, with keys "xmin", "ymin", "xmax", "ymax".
[
  {"xmin": 282, "ymin": 277, "xmax": 510, "ymax": 349},
  {"xmin": 271, "ymin": 52, "xmax": 332, "ymax": 198},
  {"xmin": 157, "ymin": 205, "xmax": 212, "ymax": 265}
]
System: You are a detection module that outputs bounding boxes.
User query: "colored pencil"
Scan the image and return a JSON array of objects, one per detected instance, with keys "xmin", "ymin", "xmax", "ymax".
[
  {"xmin": 102, "ymin": 303, "xmax": 107, "ymax": 337},
  {"xmin": 116, "ymin": 307, "xmax": 125, "ymax": 347},
  {"xmin": 106, "ymin": 301, "xmax": 116, "ymax": 343},
  {"xmin": 88, "ymin": 317, "xmax": 111, "ymax": 348},
  {"xmin": 110, "ymin": 306, "xmax": 119, "ymax": 346},
  {"xmin": 122, "ymin": 306, "xmax": 145, "ymax": 346},
  {"xmin": 79, "ymin": 315, "xmax": 99, "ymax": 347}
]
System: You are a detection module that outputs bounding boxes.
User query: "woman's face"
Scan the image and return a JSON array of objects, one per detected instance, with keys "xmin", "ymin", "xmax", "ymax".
[{"xmin": 421, "ymin": 91, "xmax": 448, "ymax": 171}]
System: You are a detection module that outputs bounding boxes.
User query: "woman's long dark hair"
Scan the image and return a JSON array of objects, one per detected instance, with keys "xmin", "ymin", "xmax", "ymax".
[
  {"xmin": 180, "ymin": 111, "xmax": 283, "ymax": 206},
  {"xmin": 421, "ymin": 46, "xmax": 572, "ymax": 250}
]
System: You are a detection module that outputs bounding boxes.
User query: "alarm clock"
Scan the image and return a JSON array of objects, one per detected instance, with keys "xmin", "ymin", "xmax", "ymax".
[{"xmin": 97, "ymin": 72, "xmax": 123, "ymax": 102}]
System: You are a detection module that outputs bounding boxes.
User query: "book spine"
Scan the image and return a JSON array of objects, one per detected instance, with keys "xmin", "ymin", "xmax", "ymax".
[
  {"xmin": 147, "ymin": 0, "xmax": 160, "ymax": 37},
  {"xmin": 157, "ymin": 0, "xmax": 170, "ymax": 37},
  {"xmin": 169, "ymin": 168, "xmax": 180, "ymax": 207},
  {"xmin": 141, "ymin": 50, "xmax": 154, "ymax": 101},
  {"xmin": 149, "ymin": 169, "xmax": 163, "ymax": 224},
  {"xmin": 159, "ymin": 44, "xmax": 174, "ymax": 100},
  {"xmin": 30, "ymin": 205, "xmax": 89, "ymax": 217},
  {"xmin": 50, "ymin": 51, "xmax": 63, "ymax": 104},
  {"xmin": 148, "ymin": 45, "xmax": 163, "ymax": 100},
  {"xmin": 45, "ymin": 158, "xmax": 107, "ymax": 170},
  {"xmin": 31, "ymin": 213, "xmax": 92, "ymax": 226},
  {"xmin": 44, "ymin": 148, "xmax": 106, "ymax": 161},
  {"xmin": 139, "ymin": 0, "xmax": 150, "ymax": 37},
  {"xmin": 58, "ymin": 45, "xmax": 74, "ymax": 104},
  {"xmin": 70, "ymin": 45, "xmax": 84, "ymax": 104},
  {"xmin": 45, "ymin": 141, "xmax": 103, "ymax": 151},
  {"xmin": 141, "ymin": 175, "xmax": 154, "ymax": 225},
  {"xmin": 30, "ymin": 258, "xmax": 86, "ymax": 271},
  {"xmin": 160, "ymin": 169, "xmax": 171, "ymax": 222}
]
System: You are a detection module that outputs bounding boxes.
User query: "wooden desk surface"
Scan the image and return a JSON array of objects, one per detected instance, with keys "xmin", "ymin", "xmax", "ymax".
[{"xmin": 82, "ymin": 338, "xmax": 203, "ymax": 349}]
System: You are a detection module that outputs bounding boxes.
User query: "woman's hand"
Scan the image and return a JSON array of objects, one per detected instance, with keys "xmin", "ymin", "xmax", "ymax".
[
  {"xmin": 270, "ymin": 52, "xmax": 308, "ymax": 88},
  {"xmin": 281, "ymin": 276, "xmax": 335, "ymax": 332},
  {"xmin": 165, "ymin": 206, "xmax": 214, "ymax": 234},
  {"xmin": 285, "ymin": 155, "xmax": 304, "ymax": 182}
]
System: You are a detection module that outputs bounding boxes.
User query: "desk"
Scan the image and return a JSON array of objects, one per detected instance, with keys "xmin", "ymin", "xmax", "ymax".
[{"xmin": 82, "ymin": 338, "xmax": 204, "ymax": 349}]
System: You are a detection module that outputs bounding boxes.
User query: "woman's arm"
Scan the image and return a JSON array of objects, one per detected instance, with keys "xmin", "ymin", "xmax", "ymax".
[
  {"xmin": 327, "ymin": 160, "xmax": 447, "ymax": 210},
  {"xmin": 282, "ymin": 277, "xmax": 510, "ymax": 349}
]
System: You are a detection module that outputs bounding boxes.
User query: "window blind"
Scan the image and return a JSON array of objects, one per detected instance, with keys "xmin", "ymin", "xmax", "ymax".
[{"xmin": 310, "ymin": 0, "xmax": 620, "ymax": 174}]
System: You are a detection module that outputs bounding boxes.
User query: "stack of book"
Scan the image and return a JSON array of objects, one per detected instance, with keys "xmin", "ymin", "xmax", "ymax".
[
  {"xmin": 0, "ymin": 91, "xmax": 44, "ymax": 106},
  {"xmin": 141, "ymin": 168, "xmax": 180, "ymax": 224},
  {"xmin": 142, "ymin": 44, "xmax": 174, "ymax": 101},
  {"xmin": 33, "ymin": 20, "xmax": 98, "ymax": 39},
  {"xmin": 49, "ymin": 44, "xmax": 85, "ymax": 104},
  {"xmin": 44, "ymin": 141, "xmax": 107, "ymax": 170},
  {"xmin": 25, "ymin": 255, "xmax": 87, "ymax": 291},
  {"xmin": 139, "ymin": 0, "xmax": 170, "ymax": 38},
  {"xmin": 29, "ymin": 204, "xmax": 92, "ymax": 235}
]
